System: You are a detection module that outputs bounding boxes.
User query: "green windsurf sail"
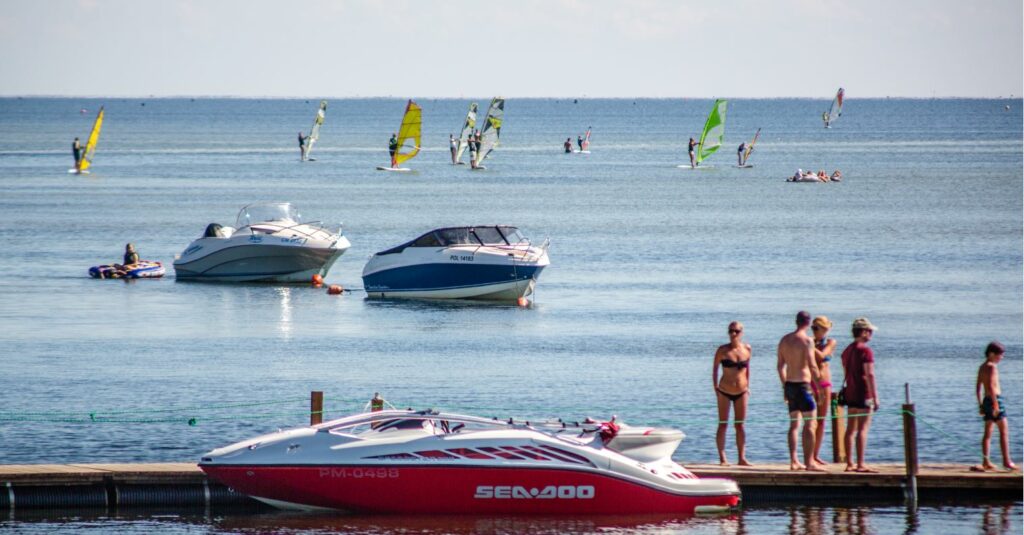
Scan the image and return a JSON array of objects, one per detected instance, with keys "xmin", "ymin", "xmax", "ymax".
[{"xmin": 696, "ymin": 99, "xmax": 727, "ymax": 165}]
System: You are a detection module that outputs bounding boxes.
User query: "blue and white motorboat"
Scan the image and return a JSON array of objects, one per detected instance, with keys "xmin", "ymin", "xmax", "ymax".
[{"xmin": 361, "ymin": 226, "xmax": 549, "ymax": 300}]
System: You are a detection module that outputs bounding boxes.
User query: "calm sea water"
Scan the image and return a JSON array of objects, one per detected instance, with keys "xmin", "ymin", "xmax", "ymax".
[{"xmin": 0, "ymin": 98, "xmax": 1021, "ymax": 532}]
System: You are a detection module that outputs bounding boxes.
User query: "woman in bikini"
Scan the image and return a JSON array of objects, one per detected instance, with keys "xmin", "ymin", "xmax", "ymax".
[
  {"xmin": 811, "ymin": 316, "xmax": 837, "ymax": 465},
  {"xmin": 712, "ymin": 321, "xmax": 752, "ymax": 466}
]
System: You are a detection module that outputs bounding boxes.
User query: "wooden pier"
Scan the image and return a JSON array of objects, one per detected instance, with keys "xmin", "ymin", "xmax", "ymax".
[{"xmin": 0, "ymin": 462, "xmax": 1019, "ymax": 510}]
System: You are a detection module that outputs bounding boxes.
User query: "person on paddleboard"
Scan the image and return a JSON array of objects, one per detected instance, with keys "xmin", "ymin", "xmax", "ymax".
[
  {"xmin": 737, "ymin": 142, "xmax": 747, "ymax": 166},
  {"xmin": 564, "ymin": 138, "xmax": 573, "ymax": 153},
  {"xmin": 72, "ymin": 137, "xmax": 82, "ymax": 169},
  {"xmin": 297, "ymin": 131, "xmax": 307, "ymax": 160},
  {"xmin": 388, "ymin": 133, "xmax": 399, "ymax": 167},
  {"xmin": 577, "ymin": 135, "xmax": 584, "ymax": 151},
  {"xmin": 688, "ymin": 137, "xmax": 698, "ymax": 168}
]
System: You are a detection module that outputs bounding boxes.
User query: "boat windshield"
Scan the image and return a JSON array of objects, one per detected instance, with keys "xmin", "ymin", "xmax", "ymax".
[
  {"xmin": 235, "ymin": 203, "xmax": 300, "ymax": 228},
  {"xmin": 497, "ymin": 226, "xmax": 526, "ymax": 244}
]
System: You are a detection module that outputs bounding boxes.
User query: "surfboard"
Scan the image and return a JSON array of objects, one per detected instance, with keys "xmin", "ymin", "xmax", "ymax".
[
  {"xmin": 735, "ymin": 164, "xmax": 754, "ymax": 168},
  {"xmin": 575, "ymin": 150, "xmax": 591, "ymax": 154},
  {"xmin": 376, "ymin": 166, "xmax": 411, "ymax": 172},
  {"xmin": 676, "ymin": 165, "xmax": 715, "ymax": 170},
  {"xmin": 67, "ymin": 169, "xmax": 89, "ymax": 174},
  {"xmin": 470, "ymin": 165, "xmax": 487, "ymax": 171}
]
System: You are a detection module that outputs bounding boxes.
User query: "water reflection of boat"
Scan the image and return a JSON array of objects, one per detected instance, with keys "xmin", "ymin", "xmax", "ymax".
[
  {"xmin": 200, "ymin": 408, "xmax": 741, "ymax": 514},
  {"xmin": 173, "ymin": 203, "xmax": 350, "ymax": 282}
]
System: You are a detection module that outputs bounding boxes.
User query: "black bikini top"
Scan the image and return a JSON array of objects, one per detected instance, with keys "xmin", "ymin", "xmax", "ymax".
[{"xmin": 721, "ymin": 359, "xmax": 750, "ymax": 370}]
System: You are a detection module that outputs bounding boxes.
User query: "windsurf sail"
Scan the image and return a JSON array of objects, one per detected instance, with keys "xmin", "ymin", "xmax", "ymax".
[
  {"xmin": 78, "ymin": 106, "xmax": 104, "ymax": 172},
  {"xmin": 477, "ymin": 97, "xmax": 504, "ymax": 163},
  {"xmin": 305, "ymin": 100, "xmax": 327, "ymax": 159},
  {"xmin": 824, "ymin": 87, "xmax": 844, "ymax": 126},
  {"xmin": 696, "ymin": 99, "xmax": 727, "ymax": 165},
  {"xmin": 455, "ymin": 102, "xmax": 478, "ymax": 163},
  {"xmin": 581, "ymin": 127, "xmax": 591, "ymax": 151},
  {"xmin": 392, "ymin": 99, "xmax": 422, "ymax": 167},
  {"xmin": 742, "ymin": 127, "xmax": 761, "ymax": 165}
]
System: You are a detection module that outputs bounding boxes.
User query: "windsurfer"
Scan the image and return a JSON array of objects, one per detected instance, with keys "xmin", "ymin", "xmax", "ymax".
[
  {"xmin": 449, "ymin": 134, "xmax": 458, "ymax": 164},
  {"xmin": 737, "ymin": 142, "xmax": 747, "ymax": 166},
  {"xmin": 298, "ymin": 131, "xmax": 307, "ymax": 160},
  {"xmin": 822, "ymin": 112, "xmax": 830, "ymax": 128},
  {"xmin": 469, "ymin": 131, "xmax": 479, "ymax": 168},
  {"xmin": 72, "ymin": 137, "xmax": 82, "ymax": 169},
  {"xmin": 688, "ymin": 137, "xmax": 698, "ymax": 168},
  {"xmin": 388, "ymin": 133, "xmax": 399, "ymax": 167},
  {"xmin": 564, "ymin": 138, "xmax": 573, "ymax": 153}
]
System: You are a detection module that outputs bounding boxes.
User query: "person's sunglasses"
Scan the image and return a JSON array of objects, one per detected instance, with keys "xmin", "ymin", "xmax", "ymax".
[{"xmin": 728, "ymin": 329, "xmax": 742, "ymax": 334}]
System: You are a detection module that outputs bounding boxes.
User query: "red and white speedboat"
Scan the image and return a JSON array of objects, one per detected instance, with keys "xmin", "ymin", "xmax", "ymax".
[{"xmin": 199, "ymin": 409, "xmax": 740, "ymax": 515}]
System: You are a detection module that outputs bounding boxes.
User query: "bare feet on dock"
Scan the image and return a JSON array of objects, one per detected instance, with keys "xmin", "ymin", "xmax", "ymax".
[
  {"xmin": 1004, "ymin": 462, "xmax": 1018, "ymax": 471},
  {"xmin": 813, "ymin": 456, "xmax": 826, "ymax": 465},
  {"xmin": 854, "ymin": 465, "xmax": 879, "ymax": 473},
  {"xmin": 737, "ymin": 458, "xmax": 752, "ymax": 467},
  {"xmin": 805, "ymin": 462, "xmax": 827, "ymax": 472},
  {"xmin": 844, "ymin": 465, "xmax": 857, "ymax": 473},
  {"xmin": 790, "ymin": 461, "xmax": 806, "ymax": 471}
]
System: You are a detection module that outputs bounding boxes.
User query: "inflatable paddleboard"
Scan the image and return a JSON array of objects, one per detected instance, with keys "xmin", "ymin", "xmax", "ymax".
[
  {"xmin": 89, "ymin": 260, "xmax": 165, "ymax": 279},
  {"xmin": 67, "ymin": 169, "xmax": 89, "ymax": 174},
  {"xmin": 575, "ymin": 150, "xmax": 591, "ymax": 154},
  {"xmin": 376, "ymin": 166, "xmax": 411, "ymax": 172}
]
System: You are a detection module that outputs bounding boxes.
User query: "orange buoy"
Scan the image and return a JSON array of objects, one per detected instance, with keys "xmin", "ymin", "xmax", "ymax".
[
  {"xmin": 311, "ymin": 274, "xmax": 324, "ymax": 286},
  {"xmin": 516, "ymin": 297, "xmax": 528, "ymax": 307},
  {"xmin": 327, "ymin": 284, "xmax": 343, "ymax": 295}
]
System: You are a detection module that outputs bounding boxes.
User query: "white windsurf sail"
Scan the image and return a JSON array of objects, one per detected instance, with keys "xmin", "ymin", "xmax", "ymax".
[
  {"xmin": 304, "ymin": 100, "xmax": 327, "ymax": 160},
  {"xmin": 477, "ymin": 97, "xmax": 504, "ymax": 163},
  {"xmin": 824, "ymin": 88, "xmax": 844, "ymax": 126},
  {"xmin": 455, "ymin": 102, "xmax": 478, "ymax": 164}
]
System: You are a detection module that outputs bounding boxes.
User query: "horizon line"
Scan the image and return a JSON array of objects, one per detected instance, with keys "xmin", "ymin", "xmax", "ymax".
[{"xmin": 0, "ymin": 94, "xmax": 1020, "ymax": 101}]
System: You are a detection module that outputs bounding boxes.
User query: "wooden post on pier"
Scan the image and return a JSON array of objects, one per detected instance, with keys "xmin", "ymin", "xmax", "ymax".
[
  {"xmin": 902, "ymin": 383, "xmax": 919, "ymax": 507},
  {"xmin": 310, "ymin": 391, "xmax": 324, "ymax": 425},
  {"xmin": 831, "ymin": 392, "xmax": 846, "ymax": 463}
]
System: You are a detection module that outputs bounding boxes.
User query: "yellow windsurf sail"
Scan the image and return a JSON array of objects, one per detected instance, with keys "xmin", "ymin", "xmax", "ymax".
[
  {"xmin": 78, "ymin": 106, "xmax": 104, "ymax": 172},
  {"xmin": 392, "ymin": 100, "xmax": 422, "ymax": 167}
]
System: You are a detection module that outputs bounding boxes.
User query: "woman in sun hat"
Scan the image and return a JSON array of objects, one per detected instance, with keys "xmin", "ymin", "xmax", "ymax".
[{"xmin": 840, "ymin": 317, "xmax": 879, "ymax": 473}]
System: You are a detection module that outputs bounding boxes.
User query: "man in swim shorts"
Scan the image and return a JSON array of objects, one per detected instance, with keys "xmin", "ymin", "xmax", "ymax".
[
  {"xmin": 975, "ymin": 341, "xmax": 1016, "ymax": 471},
  {"xmin": 777, "ymin": 310, "xmax": 823, "ymax": 471}
]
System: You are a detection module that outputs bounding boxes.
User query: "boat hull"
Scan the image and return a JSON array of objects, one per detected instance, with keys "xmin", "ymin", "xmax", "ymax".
[
  {"xmin": 174, "ymin": 243, "xmax": 347, "ymax": 282},
  {"xmin": 363, "ymin": 264, "xmax": 544, "ymax": 300},
  {"xmin": 200, "ymin": 464, "xmax": 740, "ymax": 515}
]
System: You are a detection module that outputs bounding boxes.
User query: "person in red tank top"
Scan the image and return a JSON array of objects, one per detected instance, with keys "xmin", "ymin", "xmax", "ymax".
[{"xmin": 840, "ymin": 317, "xmax": 880, "ymax": 473}]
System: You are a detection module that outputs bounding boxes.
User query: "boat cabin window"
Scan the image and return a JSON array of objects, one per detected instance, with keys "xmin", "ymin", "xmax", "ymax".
[
  {"xmin": 412, "ymin": 232, "xmax": 442, "ymax": 247},
  {"xmin": 498, "ymin": 226, "xmax": 525, "ymax": 244},
  {"xmin": 436, "ymin": 228, "xmax": 477, "ymax": 245},
  {"xmin": 235, "ymin": 203, "xmax": 300, "ymax": 228},
  {"xmin": 471, "ymin": 227, "xmax": 506, "ymax": 245}
]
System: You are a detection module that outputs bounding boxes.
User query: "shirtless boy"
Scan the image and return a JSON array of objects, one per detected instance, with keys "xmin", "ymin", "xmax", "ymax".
[
  {"xmin": 777, "ymin": 311, "xmax": 823, "ymax": 471},
  {"xmin": 975, "ymin": 341, "xmax": 1017, "ymax": 471}
]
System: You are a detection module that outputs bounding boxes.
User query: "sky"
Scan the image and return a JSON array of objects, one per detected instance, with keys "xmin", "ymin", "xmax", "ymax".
[{"xmin": 0, "ymin": 0, "xmax": 1021, "ymax": 98}]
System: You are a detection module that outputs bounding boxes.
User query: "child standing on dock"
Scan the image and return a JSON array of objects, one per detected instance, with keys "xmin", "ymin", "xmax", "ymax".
[{"xmin": 975, "ymin": 341, "xmax": 1017, "ymax": 472}]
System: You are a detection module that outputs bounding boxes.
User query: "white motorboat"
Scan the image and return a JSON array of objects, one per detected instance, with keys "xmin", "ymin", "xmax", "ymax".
[
  {"xmin": 361, "ymin": 226, "xmax": 549, "ymax": 300},
  {"xmin": 199, "ymin": 408, "xmax": 741, "ymax": 515},
  {"xmin": 173, "ymin": 202, "xmax": 350, "ymax": 282}
]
